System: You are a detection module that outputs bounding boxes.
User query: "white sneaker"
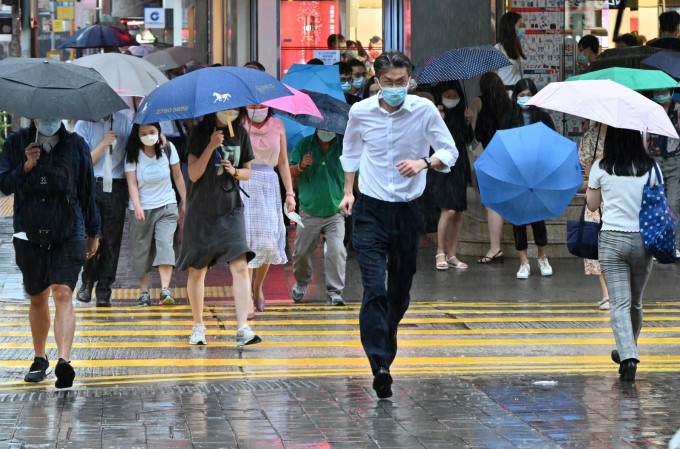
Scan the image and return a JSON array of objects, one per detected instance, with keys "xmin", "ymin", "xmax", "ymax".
[
  {"xmin": 236, "ymin": 324, "xmax": 262, "ymax": 347},
  {"xmin": 517, "ymin": 263, "xmax": 530, "ymax": 279},
  {"xmin": 189, "ymin": 323, "xmax": 207, "ymax": 345},
  {"xmin": 538, "ymin": 256, "xmax": 553, "ymax": 276},
  {"xmin": 598, "ymin": 298, "xmax": 610, "ymax": 310}
]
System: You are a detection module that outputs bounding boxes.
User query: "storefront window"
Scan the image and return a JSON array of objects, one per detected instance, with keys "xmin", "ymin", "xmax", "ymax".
[{"xmin": 280, "ymin": 0, "xmax": 383, "ymax": 77}]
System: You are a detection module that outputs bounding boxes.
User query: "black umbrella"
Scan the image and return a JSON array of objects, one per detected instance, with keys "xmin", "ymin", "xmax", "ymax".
[
  {"xmin": 59, "ymin": 24, "xmax": 138, "ymax": 49},
  {"xmin": 273, "ymin": 89, "xmax": 351, "ymax": 135},
  {"xmin": 0, "ymin": 58, "xmax": 128, "ymax": 120},
  {"xmin": 587, "ymin": 46, "xmax": 665, "ymax": 72}
]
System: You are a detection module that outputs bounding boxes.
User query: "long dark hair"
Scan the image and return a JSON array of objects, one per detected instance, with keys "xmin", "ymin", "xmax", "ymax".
[
  {"xmin": 512, "ymin": 78, "xmax": 543, "ymax": 124},
  {"xmin": 498, "ymin": 12, "xmax": 526, "ymax": 60},
  {"xmin": 126, "ymin": 122, "xmax": 162, "ymax": 164},
  {"xmin": 435, "ymin": 80, "xmax": 473, "ymax": 147},
  {"xmin": 601, "ymin": 127, "xmax": 654, "ymax": 177},
  {"xmin": 480, "ymin": 72, "xmax": 515, "ymax": 125}
]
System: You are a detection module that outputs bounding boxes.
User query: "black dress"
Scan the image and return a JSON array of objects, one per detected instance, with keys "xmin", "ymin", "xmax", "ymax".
[
  {"xmin": 428, "ymin": 105, "xmax": 474, "ymax": 211},
  {"xmin": 176, "ymin": 124, "xmax": 256, "ymax": 271}
]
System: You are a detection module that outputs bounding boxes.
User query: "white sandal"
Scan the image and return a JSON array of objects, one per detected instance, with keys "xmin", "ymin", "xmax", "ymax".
[
  {"xmin": 447, "ymin": 256, "xmax": 468, "ymax": 270},
  {"xmin": 435, "ymin": 253, "xmax": 448, "ymax": 271}
]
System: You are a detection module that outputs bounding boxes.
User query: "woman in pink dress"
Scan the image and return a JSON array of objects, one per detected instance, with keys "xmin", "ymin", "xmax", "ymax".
[{"xmin": 241, "ymin": 105, "xmax": 296, "ymax": 315}]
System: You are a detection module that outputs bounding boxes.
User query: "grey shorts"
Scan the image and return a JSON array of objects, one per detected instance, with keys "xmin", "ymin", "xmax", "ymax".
[{"xmin": 128, "ymin": 203, "xmax": 179, "ymax": 278}]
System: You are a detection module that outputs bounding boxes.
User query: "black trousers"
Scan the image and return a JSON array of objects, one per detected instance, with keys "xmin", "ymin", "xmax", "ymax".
[
  {"xmin": 352, "ymin": 194, "xmax": 424, "ymax": 375},
  {"xmin": 81, "ymin": 179, "xmax": 128, "ymax": 299},
  {"xmin": 513, "ymin": 221, "xmax": 548, "ymax": 251}
]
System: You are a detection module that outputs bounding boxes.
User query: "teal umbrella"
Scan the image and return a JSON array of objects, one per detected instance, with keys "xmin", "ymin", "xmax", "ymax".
[{"xmin": 566, "ymin": 67, "xmax": 678, "ymax": 91}]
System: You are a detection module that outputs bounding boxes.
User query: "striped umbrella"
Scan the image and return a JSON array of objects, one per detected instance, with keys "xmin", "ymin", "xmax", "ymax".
[{"xmin": 414, "ymin": 45, "xmax": 512, "ymax": 83}]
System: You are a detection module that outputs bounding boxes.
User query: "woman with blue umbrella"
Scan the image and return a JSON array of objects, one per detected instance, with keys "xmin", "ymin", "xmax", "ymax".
[{"xmin": 511, "ymin": 79, "xmax": 555, "ymax": 279}]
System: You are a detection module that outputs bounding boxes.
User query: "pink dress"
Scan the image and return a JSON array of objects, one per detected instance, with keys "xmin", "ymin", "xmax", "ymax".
[{"xmin": 240, "ymin": 117, "xmax": 288, "ymax": 268}]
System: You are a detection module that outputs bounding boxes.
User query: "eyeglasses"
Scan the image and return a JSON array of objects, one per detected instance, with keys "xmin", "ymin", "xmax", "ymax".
[
  {"xmin": 379, "ymin": 78, "xmax": 410, "ymax": 88},
  {"xmin": 340, "ymin": 76, "xmax": 353, "ymax": 83}
]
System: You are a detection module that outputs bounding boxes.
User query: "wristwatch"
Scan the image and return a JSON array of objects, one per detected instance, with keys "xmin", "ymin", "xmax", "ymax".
[{"xmin": 422, "ymin": 157, "xmax": 432, "ymax": 169}]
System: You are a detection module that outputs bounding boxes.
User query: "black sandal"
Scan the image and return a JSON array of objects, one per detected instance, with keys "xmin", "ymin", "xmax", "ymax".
[{"xmin": 477, "ymin": 250, "xmax": 504, "ymax": 264}]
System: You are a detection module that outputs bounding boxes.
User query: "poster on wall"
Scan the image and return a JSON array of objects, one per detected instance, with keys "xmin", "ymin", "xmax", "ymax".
[{"xmin": 280, "ymin": 1, "xmax": 341, "ymax": 78}]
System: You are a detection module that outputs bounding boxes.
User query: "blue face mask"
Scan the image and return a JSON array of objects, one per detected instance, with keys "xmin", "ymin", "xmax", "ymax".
[
  {"xmin": 517, "ymin": 96, "xmax": 532, "ymax": 110},
  {"xmin": 37, "ymin": 119, "xmax": 62, "ymax": 136},
  {"xmin": 381, "ymin": 86, "xmax": 408, "ymax": 107},
  {"xmin": 352, "ymin": 77, "xmax": 366, "ymax": 90},
  {"xmin": 654, "ymin": 94, "xmax": 671, "ymax": 104},
  {"xmin": 517, "ymin": 28, "xmax": 526, "ymax": 40},
  {"xmin": 341, "ymin": 82, "xmax": 352, "ymax": 93},
  {"xmin": 578, "ymin": 52, "xmax": 590, "ymax": 65}
]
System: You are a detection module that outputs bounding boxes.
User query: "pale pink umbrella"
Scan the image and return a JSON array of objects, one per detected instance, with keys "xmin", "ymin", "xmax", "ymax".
[
  {"xmin": 527, "ymin": 79, "xmax": 679, "ymax": 139},
  {"xmin": 263, "ymin": 83, "xmax": 323, "ymax": 118}
]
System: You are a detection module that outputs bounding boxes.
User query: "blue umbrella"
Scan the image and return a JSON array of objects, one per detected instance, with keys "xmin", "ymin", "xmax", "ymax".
[
  {"xmin": 134, "ymin": 66, "xmax": 293, "ymax": 124},
  {"xmin": 414, "ymin": 45, "xmax": 512, "ymax": 84},
  {"xmin": 473, "ymin": 122, "xmax": 583, "ymax": 226},
  {"xmin": 59, "ymin": 24, "xmax": 138, "ymax": 49},
  {"xmin": 278, "ymin": 116, "xmax": 315, "ymax": 155},
  {"xmin": 641, "ymin": 51, "xmax": 680, "ymax": 79},
  {"xmin": 282, "ymin": 64, "xmax": 345, "ymax": 102},
  {"xmin": 273, "ymin": 90, "xmax": 351, "ymax": 135}
]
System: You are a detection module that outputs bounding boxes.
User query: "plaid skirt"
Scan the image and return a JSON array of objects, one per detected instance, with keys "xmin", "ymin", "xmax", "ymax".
[{"xmin": 240, "ymin": 165, "xmax": 288, "ymax": 268}]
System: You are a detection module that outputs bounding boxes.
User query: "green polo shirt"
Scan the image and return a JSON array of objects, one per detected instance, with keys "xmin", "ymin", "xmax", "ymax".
[{"xmin": 290, "ymin": 134, "xmax": 345, "ymax": 217}]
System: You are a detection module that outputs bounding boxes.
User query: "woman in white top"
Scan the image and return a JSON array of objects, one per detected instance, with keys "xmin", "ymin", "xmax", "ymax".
[
  {"xmin": 586, "ymin": 126, "xmax": 658, "ymax": 382},
  {"xmin": 241, "ymin": 105, "xmax": 296, "ymax": 316},
  {"xmin": 494, "ymin": 12, "xmax": 526, "ymax": 89},
  {"xmin": 125, "ymin": 123, "xmax": 187, "ymax": 307}
]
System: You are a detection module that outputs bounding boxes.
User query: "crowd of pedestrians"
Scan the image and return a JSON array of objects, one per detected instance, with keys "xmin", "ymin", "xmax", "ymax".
[{"xmin": 0, "ymin": 9, "xmax": 678, "ymax": 394}]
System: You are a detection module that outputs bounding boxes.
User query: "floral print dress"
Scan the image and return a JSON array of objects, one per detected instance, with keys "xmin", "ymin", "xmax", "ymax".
[{"xmin": 578, "ymin": 125, "xmax": 606, "ymax": 275}]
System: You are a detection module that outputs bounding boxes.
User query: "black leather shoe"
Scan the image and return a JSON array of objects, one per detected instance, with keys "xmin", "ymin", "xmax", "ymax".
[
  {"xmin": 611, "ymin": 350, "xmax": 622, "ymax": 374},
  {"xmin": 76, "ymin": 283, "xmax": 93, "ymax": 303},
  {"xmin": 96, "ymin": 297, "xmax": 111, "ymax": 307},
  {"xmin": 372, "ymin": 367, "xmax": 393, "ymax": 399},
  {"xmin": 620, "ymin": 359, "xmax": 637, "ymax": 381}
]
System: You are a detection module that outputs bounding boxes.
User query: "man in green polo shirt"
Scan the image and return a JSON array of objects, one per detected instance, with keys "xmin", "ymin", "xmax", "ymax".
[{"xmin": 289, "ymin": 129, "xmax": 347, "ymax": 306}]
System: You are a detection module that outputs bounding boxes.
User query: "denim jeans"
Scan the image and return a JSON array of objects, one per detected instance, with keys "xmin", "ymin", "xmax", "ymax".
[{"xmin": 352, "ymin": 194, "xmax": 424, "ymax": 375}]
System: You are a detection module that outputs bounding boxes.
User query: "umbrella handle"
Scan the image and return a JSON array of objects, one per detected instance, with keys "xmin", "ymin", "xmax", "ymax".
[{"xmin": 227, "ymin": 119, "xmax": 235, "ymax": 138}]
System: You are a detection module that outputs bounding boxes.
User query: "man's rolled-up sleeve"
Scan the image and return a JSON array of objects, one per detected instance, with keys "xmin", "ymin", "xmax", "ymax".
[
  {"xmin": 425, "ymin": 105, "xmax": 458, "ymax": 173},
  {"xmin": 340, "ymin": 108, "xmax": 362, "ymax": 173}
]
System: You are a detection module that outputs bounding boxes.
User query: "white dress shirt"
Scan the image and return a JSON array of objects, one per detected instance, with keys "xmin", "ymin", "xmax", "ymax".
[
  {"xmin": 340, "ymin": 94, "xmax": 458, "ymax": 202},
  {"xmin": 74, "ymin": 111, "xmax": 132, "ymax": 179}
]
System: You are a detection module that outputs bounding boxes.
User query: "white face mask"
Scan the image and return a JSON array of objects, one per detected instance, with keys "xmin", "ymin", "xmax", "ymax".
[
  {"xmin": 248, "ymin": 107, "xmax": 269, "ymax": 123},
  {"xmin": 441, "ymin": 98, "xmax": 460, "ymax": 109},
  {"xmin": 140, "ymin": 133, "xmax": 159, "ymax": 147},
  {"xmin": 317, "ymin": 130, "xmax": 336, "ymax": 142},
  {"xmin": 216, "ymin": 110, "xmax": 239, "ymax": 125}
]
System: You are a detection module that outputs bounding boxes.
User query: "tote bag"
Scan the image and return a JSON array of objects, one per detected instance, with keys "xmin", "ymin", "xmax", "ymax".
[
  {"xmin": 640, "ymin": 164, "xmax": 678, "ymax": 264},
  {"xmin": 566, "ymin": 198, "xmax": 601, "ymax": 260}
]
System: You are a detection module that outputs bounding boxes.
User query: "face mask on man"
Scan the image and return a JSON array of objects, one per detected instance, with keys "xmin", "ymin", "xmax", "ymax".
[
  {"xmin": 654, "ymin": 93, "xmax": 671, "ymax": 104},
  {"xmin": 346, "ymin": 50, "xmax": 359, "ymax": 60},
  {"xmin": 379, "ymin": 83, "xmax": 409, "ymax": 107},
  {"xmin": 517, "ymin": 96, "xmax": 532, "ymax": 110},
  {"xmin": 578, "ymin": 51, "xmax": 590, "ymax": 65},
  {"xmin": 248, "ymin": 107, "xmax": 270, "ymax": 123},
  {"xmin": 140, "ymin": 133, "xmax": 159, "ymax": 146},
  {"xmin": 341, "ymin": 81, "xmax": 352, "ymax": 93},
  {"xmin": 317, "ymin": 130, "xmax": 336, "ymax": 142},
  {"xmin": 352, "ymin": 77, "xmax": 366, "ymax": 90},
  {"xmin": 441, "ymin": 98, "xmax": 460, "ymax": 109},
  {"xmin": 36, "ymin": 119, "xmax": 62, "ymax": 136},
  {"xmin": 216, "ymin": 109, "xmax": 239, "ymax": 125}
]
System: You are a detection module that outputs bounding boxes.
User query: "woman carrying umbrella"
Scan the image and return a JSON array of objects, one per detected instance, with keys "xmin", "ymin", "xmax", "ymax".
[
  {"xmin": 465, "ymin": 72, "xmax": 523, "ymax": 264},
  {"xmin": 175, "ymin": 108, "xmax": 261, "ymax": 347},
  {"xmin": 510, "ymin": 79, "xmax": 554, "ymax": 279},
  {"xmin": 431, "ymin": 81, "xmax": 473, "ymax": 270},
  {"xmin": 241, "ymin": 104, "xmax": 296, "ymax": 315},
  {"xmin": 494, "ymin": 12, "xmax": 526, "ymax": 91}
]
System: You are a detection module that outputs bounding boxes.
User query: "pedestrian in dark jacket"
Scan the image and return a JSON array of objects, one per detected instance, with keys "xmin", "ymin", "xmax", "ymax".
[{"xmin": 0, "ymin": 120, "xmax": 101, "ymax": 389}]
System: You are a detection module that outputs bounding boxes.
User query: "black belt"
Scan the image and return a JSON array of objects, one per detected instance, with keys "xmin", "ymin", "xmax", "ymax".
[{"xmin": 95, "ymin": 177, "xmax": 126, "ymax": 183}]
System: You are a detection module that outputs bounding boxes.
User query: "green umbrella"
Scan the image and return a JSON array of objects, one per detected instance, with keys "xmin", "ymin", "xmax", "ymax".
[{"xmin": 566, "ymin": 67, "xmax": 678, "ymax": 91}]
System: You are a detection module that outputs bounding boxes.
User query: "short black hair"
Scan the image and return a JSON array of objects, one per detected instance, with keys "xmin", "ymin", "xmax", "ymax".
[
  {"xmin": 659, "ymin": 11, "xmax": 680, "ymax": 33},
  {"xmin": 578, "ymin": 34, "xmax": 599, "ymax": 54},
  {"xmin": 335, "ymin": 61, "xmax": 352, "ymax": 76},
  {"xmin": 348, "ymin": 59, "xmax": 366, "ymax": 70},
  {"xmin": 613, "ymin": 33, "xmax": 639, "ymax": 47},
  {"xmin": 307, "ymin": 58, "xmax": 324, "ymax": 65},
  {"xmin": 244, "ymin": 60, "xmax": 266, "ymax": 71},
  {"xmin": 373, "ymin": 51, "xmax": 412, "ymax": 79},
  {"xmin": 327, "ymin": 34, "xmax": 345, "ymax": 48}
]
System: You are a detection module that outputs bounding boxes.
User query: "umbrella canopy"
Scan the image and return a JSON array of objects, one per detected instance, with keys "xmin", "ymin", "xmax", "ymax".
[
  {"xmin": 0, "ymin": 57, "xmax": 128, "ymax": 121},
  {"xmin": 127, "ymin": 44, "xmax": 158, "ymax": 57},
  {"xmin": 279, "ymin": 116, "xmax": 315, "ymax": 154},
  {"xmin": 526, "ymin": 79, "xmax": 679, "ymax": 139},
  {"xmin": 143, "ymin": 46, "xmax": 207, "ymax": 71},
  {"xmin": 263, "ymin": 84, "xmax": 322, "ymax": 118},
  {"xmin": 474, "ymin": 122, "xmax": 583, "ymax": 226},
  {"xmin": 282, "ymin": 64, "xmax": 345, "ymax": 102},
  {"xmin": 566, "ymin": 67, "xmax": 678, "ymax": 91},
  {"xmin": 274, "ymin": 90, "xmax": 351, "ymax": 135},
  {"xmin": 641, "ymin": 51, "xmax": 680, "ymax": 79},
  {"xmin": 73, "ymin": 53, "xmax": 168, "ymax": 97},
  {"xmin": 134, "ymin": 66, "xmax": 293, "ymax": 124},
  {"xmin": 59, "ymin": 24, "xmax": 138, "ymax": 49},
  {"xmin": 413, "ymin": 45, "xmax": 512, "ymax": 83},
  {"xmin": 587, "ymin": 46, "xmax": 664, "ymax": 72}
]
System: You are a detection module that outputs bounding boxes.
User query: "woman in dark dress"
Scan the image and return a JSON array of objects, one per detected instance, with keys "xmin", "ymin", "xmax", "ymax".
[
  {"xmin": 176, "ymin": 108, "xmax": 261, "ymax": 348},
  {"xmin": 465, "ymin": 72, "xmax": 523, "ymax": 264},
  {"xmin": 430, "ymin": 81, "xmax": 474, "ymax": 270},
  {"xmin": 511, "ymin": 78, "xmax": 554, "ymax": 279}
]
